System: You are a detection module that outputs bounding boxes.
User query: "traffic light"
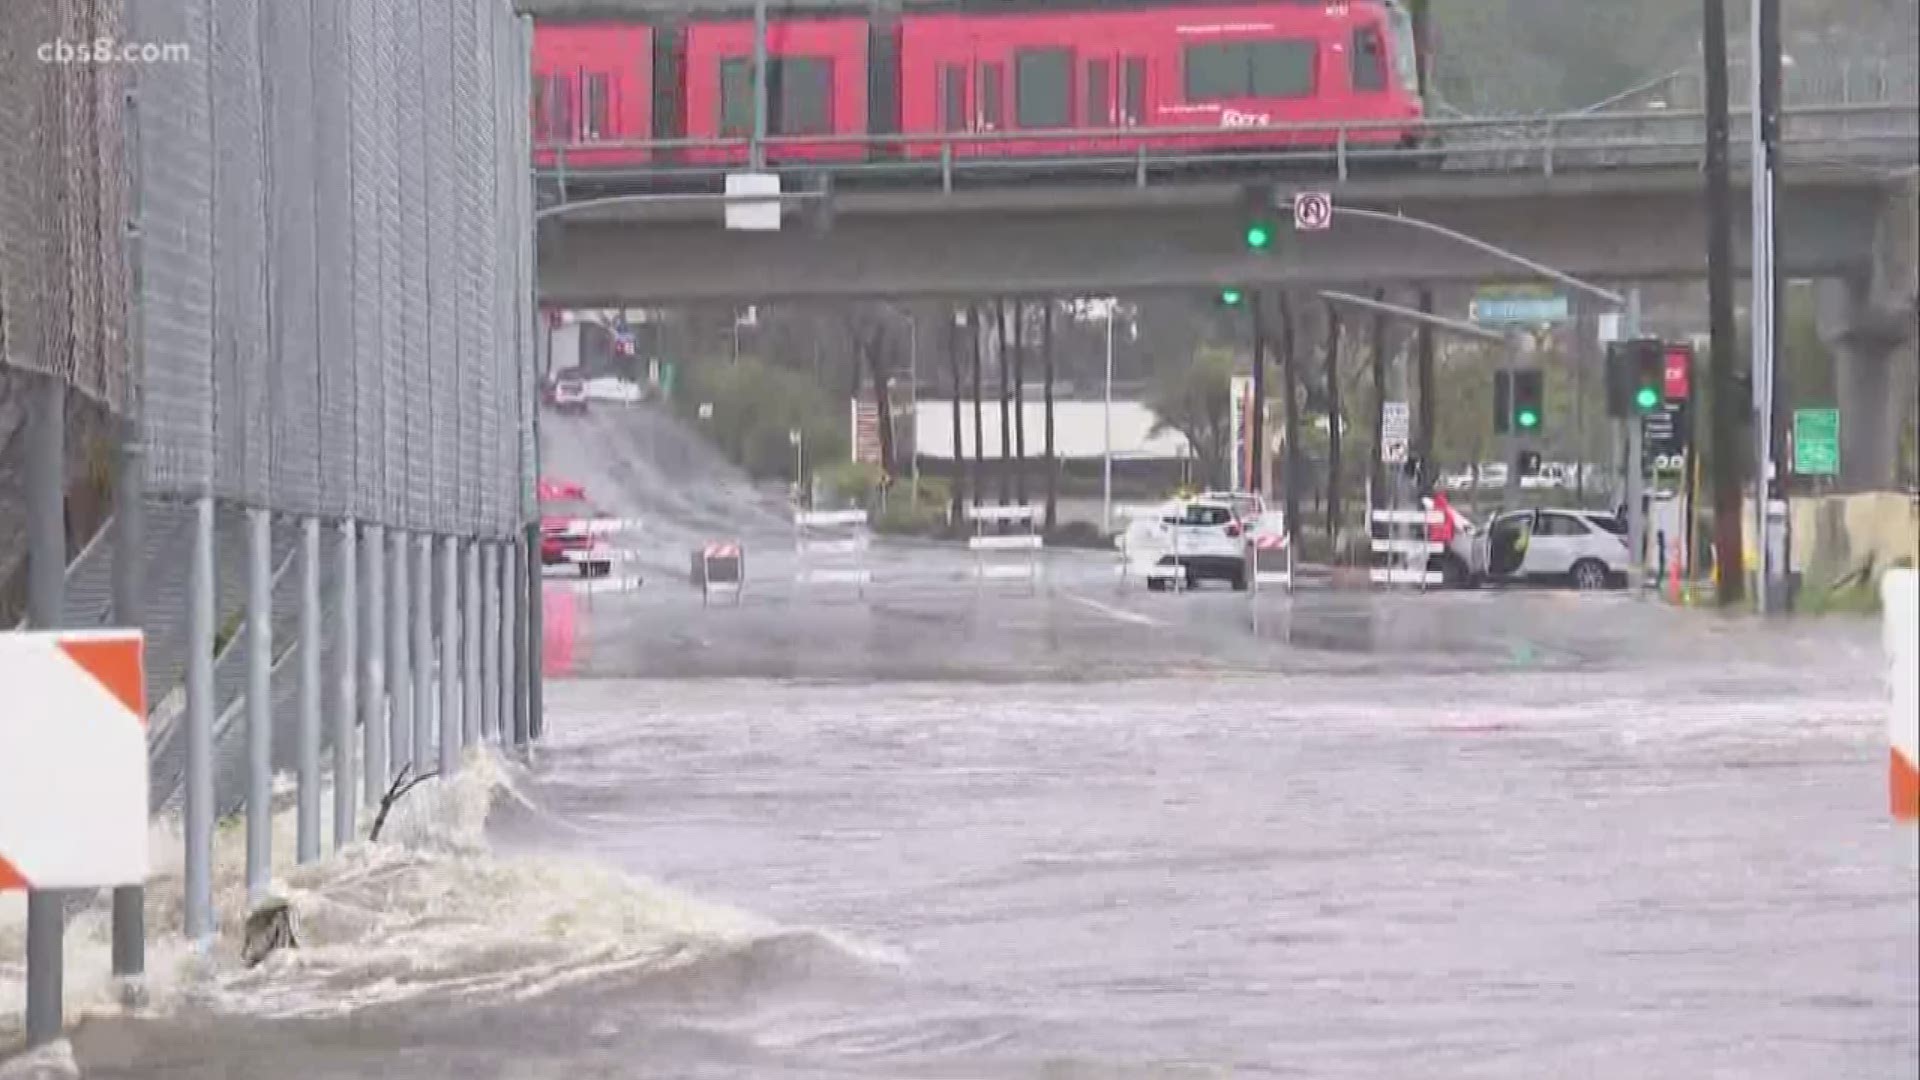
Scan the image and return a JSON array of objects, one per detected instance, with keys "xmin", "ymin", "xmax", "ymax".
[
  {"xmin": 1606, "ymin": 338, "xmax": 1666, "ymax": 417},
  {"xmin": 1493, "ymin": 370, "xmax": 1512, "ymax": 435},
  {"xmin": 1245, "ymin": 220, "xmax": 1274, "ymax": 251},
  {"xmin": 1219, "ymin": 288, "xmax": 1244, "ymax": 307},
  {"xmin": 1512, "ymin": 369, "xmax": 1544, "ymax": 433}
]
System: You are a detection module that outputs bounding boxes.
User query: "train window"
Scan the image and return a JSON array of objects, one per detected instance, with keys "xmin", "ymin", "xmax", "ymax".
[
  {"xmin": 1248, "ymin": 41, "xmax": 1317, "ymax": 98},
  {"xmin": 1352, "ymin": 27, "xmax": 1387, "ymax": 91},
  {"xmin": 772, "ymin": 56, "xmax": 833, "ymax": 135},
  {"xmin": 940, "ymin": 64, "xmax": 967, "ymax": 132},
  {"xmin": 1014, "ymin": 48, "xmax": 1072, "ymax": 129},
  {"xmin": 1185, "ymin": 40, "xmax": 1316, "ymax": 100},
  {"xmin": 1386, "ymin": 2, "xmax": 1422, "ymax": 94},
  {"xmin": 1086, "ymin": 59, "xmax": 1111, "ymax": 127},
  {"xmin": 719, "ymin": 56, "xmax": 834, "ymax": 137},
  {"xmin": 582, "ymin": 72, "xmax": 612, "ymax": 139},
  {"xmin": 1122, "ymin": 58, "xmax": 1146, "ymax": 124},
  {"xmin": 980, "ymin": 62, "xmax": 1005, "ymax": 130},
  {"xmin": 1183, "ymin": 43, "xmax": 1245, "ymax": 101}
]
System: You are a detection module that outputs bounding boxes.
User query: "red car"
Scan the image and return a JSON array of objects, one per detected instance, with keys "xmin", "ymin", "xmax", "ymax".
[{"xmin": 538, "ymin": 480, "xmax": 613, "ymax": 577}]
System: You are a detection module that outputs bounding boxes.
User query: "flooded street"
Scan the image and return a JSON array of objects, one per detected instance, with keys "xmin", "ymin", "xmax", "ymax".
[{"xmin": 41, "ymin": 582, "xmax": 1919, "ymax": 1079}]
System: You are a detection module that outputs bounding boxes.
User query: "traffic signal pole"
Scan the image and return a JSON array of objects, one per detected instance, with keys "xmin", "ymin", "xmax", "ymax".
[{"xmin": 1625, "ymin": 288, "xmax": 1647, "ymax": 593}]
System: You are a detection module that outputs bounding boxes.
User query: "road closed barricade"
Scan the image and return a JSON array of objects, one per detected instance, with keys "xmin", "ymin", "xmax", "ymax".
[
  {"xmin": 968, "ymin": 505, "xmax": 1044, "ymax": 593},
  {"xmin": 693, "ymin": 541, "xmax": 746, "ymax": 606},
  {"xmin": 0, "ymin": 630, "xmax": 148, "ymax": 890},
  {"xmin": 1885, "ymin": 569, "xmax": 1917, "ymax": 823},
  {"xmin": 794, "ymin": 509, "xmax": 873, "ymax": 597},
  {"xmin": 1369, "ymin": 507, "xmax": 1444, "ymax": 589},
  {"xmin": 1246, "ymin": 522, "xmax": 1294, "ymax": 596}
]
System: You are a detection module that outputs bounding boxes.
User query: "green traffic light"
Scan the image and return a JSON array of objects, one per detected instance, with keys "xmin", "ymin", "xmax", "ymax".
[
  {"xmin": 1221, "ymin": 289, "xmax": 1243, "ymax": 306},
  {"xmin": 1635, "ymin": 386, "xmax": 1660, "ymax": 411},
  {"xmin": 1517, "ymin": 408, "xmax": 1540, "ymax": 430},
  {"xmin": 1245, "ymin": 223, "xmax": 1273, "ymax": 250}
]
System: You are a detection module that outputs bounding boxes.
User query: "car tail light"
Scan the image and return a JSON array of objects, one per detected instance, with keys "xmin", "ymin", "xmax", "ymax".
[{"xmin": 1225, "ymin": 524, "xmax": 1242, "ymax": 539}]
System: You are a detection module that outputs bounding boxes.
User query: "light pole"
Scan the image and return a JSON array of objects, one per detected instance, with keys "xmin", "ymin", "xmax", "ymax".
[
  {"xmin": 1102, "ymin": 299, "xmax": 1116, "ymax": 535},
  {"xmin": 790, "ymin": 427, "xmax": 805, "ymax": 505}
]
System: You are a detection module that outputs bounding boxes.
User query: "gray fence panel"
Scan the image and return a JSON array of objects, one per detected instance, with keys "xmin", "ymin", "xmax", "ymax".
[
  {"xmin": 209, "ymin": 0, "xmax": 270, "ymax": 505},
  {"xmin": 130, "ymin": 0, "xmax": 216, "ymax": 493},
  {"xmin": 311, "ymin": 0, "xmax": 355, "ymax": 519},
  {"xmin": 345, "ymin": 0, "xmax": 383, "ymax": 523},
  {"xmin": 372, "ymin": 0, "xmax": 403, "ymax": 527},
  {"xmin": 263, "ymin": 0, "xmax": 321, "ymax": 516},
  {"xmin": 394, "ymin": 2, "xmax": 431, "ymax": 533},
  {"xmin": 422, "ymin": 0, "xmax": 457, "ymax": 534}
]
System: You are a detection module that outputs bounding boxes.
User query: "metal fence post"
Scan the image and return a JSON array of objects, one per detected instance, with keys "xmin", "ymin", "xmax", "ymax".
[
  {"xmin": 332, "ymin": 518, "xmax": 359, "ymax": 846},
  {"xmin": 440, "ymin": 534, "xmax": 461, "ymax": 775},
  {"xmin": 515, "ymin": 526, "xmax": 535, "ymax": 748},
  {"xmin": 464, "ymin": 539, "xmax": 483, "ymax": 748},
  {"xmin": 388, "ymin": 529, "xmax": 412, "ymax": 777},
  {"xmin": 497, "ymin": 540, "xmax": 515, "ymax": 746},
  {"xmin": 25, "ymin": 371, "xmax": 68, "ymax": 1045},
  {"xmin": 481, "ymin": 542, "xmax": 500, "ymax": 742},
  {"xmin": 245, "ymin": 506, "xmax": 273, "ymax": 903},
  {"xmin": 361, "ymin": 523, "xmax": 387, "ymax": 806},
  {"xmin": 185, "ymin": 496, "xmax": 215, "ymax": 945},
  {"xmin": 110, "ymin": 418, "xmax": 147, "ymax": 990},
  {"xmin": 525, "ymin": 522, "xmax": 544, "ymax": 743},
  {"xmin": 413, "ymin": 535, "xmax": 434, "ymax": 772},
  {"xmin": 297, "ymin": 516, "xmax": 322, "ymax": 862}
]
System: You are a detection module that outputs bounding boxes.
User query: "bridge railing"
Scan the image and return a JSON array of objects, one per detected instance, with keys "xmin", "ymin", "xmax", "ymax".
[{"xmin": 534, "ymin": 102, "xmax": 1918, "ymax": 196}]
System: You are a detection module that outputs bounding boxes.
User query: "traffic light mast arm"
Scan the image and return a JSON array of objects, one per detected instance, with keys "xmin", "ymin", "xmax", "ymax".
[
  {"xmin": 1318, "ymin": 290, "xmax": 1504, "ymax": 343},
  {"xmin": 1320, "ymin": 205, "xmax": 1626, "ymax": 310}
]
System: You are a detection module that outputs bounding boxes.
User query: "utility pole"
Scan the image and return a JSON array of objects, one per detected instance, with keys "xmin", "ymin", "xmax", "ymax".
[
  {"xmin": 1704, "ymin": 0, "xmax": 1747, "ymax": 605},
  {"xmin": 1249, "ymin": 291, "xmax": 1269, "ymax": 497},
  {"xmin": 1751, "ymin": 0, "xmax": 1784, "ymax": 612},
  {"xmin": 749, "ymin": 0, "xmax": 768, "ymax": 170}
]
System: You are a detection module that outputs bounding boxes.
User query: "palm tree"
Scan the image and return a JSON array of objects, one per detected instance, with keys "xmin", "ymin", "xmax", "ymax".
[
  {"xmin": 1323, "ymin": 300, "xmax": 1343, "ymax": 547},
  {"xmin": 1012, "ymin": 301, "xmax": 1029, "ymax": 507},
  {"xmin": 1042, "ymin": 303, "xmax": 1058, "ymax": 531},
  {"xmin": 970, "ymin": 304, "xmax": 986, "ymax": 510},
  {"xmin": 995, "ymin": 301, "xmax": 1013, "ymax": 506},
  {"xmin": 946, "ymin": 306, "xmax": 967, "ymax": 523}
]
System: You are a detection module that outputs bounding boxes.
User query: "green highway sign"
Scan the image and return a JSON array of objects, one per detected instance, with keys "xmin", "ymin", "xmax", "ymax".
[
  {"xmin": 1469, "ymin": 293, "xmax": 1569, "ymax": 326},
  {"xmin": 1793, "ymin": 408, "xmax": 1840, "ymax": 476}
]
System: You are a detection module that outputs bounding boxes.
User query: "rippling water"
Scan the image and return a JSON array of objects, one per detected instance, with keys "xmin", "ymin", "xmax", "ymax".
[{"xmin": 6, "ymin": 608, "xmax": 1916, "ymax": 1079}]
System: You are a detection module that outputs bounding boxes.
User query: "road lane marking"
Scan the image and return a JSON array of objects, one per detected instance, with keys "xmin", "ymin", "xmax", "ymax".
[{"xmin": 1065, "ymin": 593, "xmax": 1168, "ymax": 628}]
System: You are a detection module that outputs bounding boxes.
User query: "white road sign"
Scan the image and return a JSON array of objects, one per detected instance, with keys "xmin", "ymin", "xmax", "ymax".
[
  {"xmin": 1383, "ymin": 436, "xmax": 1409, "ymax": 464},
  {"xmin": 1382, "ymin": 401, "xmax": 1411, "ymax": 440},
  {"xmin": 1293, "ymin": 192, "xmax": 1333, "ymax": 231}
]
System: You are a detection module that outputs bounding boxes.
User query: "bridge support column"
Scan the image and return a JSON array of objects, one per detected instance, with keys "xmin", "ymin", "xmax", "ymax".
[{"xmin": 1819, "ymin": 275, "xmax": 1917, "ymax": 491}]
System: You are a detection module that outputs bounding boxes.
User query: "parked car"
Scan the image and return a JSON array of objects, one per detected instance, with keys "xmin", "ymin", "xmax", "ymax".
[
  {"xmin": 1472, "ymin": 508, "xmax": 1629, "ymax": 590},
  {"xmin": 545, "ymin": 375, "xmax": 588, "ymax": 415},
  {"xmin": 1122, "ymin": 497, "xmax": 1250, "ymax": 592}
]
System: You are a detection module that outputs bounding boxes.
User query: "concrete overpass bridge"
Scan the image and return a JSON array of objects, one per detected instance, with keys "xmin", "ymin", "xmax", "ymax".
[{"xmin": 534, "ymin": 100, "xmax": 1918, "ymax": 483}]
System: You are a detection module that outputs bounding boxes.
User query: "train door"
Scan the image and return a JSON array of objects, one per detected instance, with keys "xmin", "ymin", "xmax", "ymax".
[
  {"xmin": 1082, "ymin": 49, "xmax": 1149, "ymax": 147},
  {"xmin": 933, "ymin": 46, "xmax": 1006, "ymax": 157}
]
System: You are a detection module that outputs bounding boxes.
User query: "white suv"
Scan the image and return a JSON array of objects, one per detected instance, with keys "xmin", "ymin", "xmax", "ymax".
[
  {"xmin": 1473, "ymin": 508, "xmax": 1629, "ymax": 590},
  {"xmin": 1123, "ymin": 498, "xmax": 1250, "ymax": 591}
]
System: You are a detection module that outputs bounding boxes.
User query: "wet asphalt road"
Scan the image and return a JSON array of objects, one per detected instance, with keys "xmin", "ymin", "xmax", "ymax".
[{"xmin": 20, "ymin": 405, "xmax": 1917, "ymax": 1078}]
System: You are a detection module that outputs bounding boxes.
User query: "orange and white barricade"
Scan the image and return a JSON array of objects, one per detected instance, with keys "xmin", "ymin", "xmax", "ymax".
[
  {"xmin": 1369, "ymin": 507, "xmax": 1444, "ymax": 588},
  {"xmin": 696, "ymin": 541, "xmax": 746, "ymax": 606},
  {"xmin": 0, "ymin": 630, "xmax": 147, "ymax": 890},
  {"xmin": 968, "ymin": 505, "xmax": 1044, "ymax": 593},
  {"xmin": 795, "ymin": 509, "xmax": 873, "ymax": 597},
  {"xmin": 1246, "ymin": 523, "xmax": 1294, "ymax": 595},
  {"xmin": 1884, "ymin": 569, "xmax": 1917, "ymax": 824}
]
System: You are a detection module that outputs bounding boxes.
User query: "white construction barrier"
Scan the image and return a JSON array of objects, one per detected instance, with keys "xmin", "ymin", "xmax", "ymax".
[
  {"xmin": 967, "ymin": 505, "xmax": 1043, "ymax": 592},
  {"xmin": 1247, "ymin": 529, "xmax": 1294, "ymax": 595},
  {"xmin": 1884, "ymin": 569, "xmax": 1917, "ymax": 824},
  {"xmin": 795, "ymin": 508, "xmax": 873, "ymax": 596},
  {"xmin": 696, "ymin": 541, "xmax": 746, "ymax": 606},
  {"xmin": 1369, "ymin": 507, "xmax": 1444, "ymax": 588},
  {"xmin": 0, "ymin": 630, "xmax": 148, "ymax": 889}
]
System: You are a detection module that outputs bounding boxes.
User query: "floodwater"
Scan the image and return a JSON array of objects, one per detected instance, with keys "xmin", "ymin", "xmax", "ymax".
[{"xmin": 8, "ymin": 604, "xmax": 1916, "ymax": 1079}]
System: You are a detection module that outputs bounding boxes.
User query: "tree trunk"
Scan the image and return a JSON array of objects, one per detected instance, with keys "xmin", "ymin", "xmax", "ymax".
[
  {"xmin": 1415, "ymin": 288, "xmax": 1436, "ymax": 489},
  {"xmin": 1368, "ymin": 291, "xmax": 1389, "ymax": 512},
  {"xmin": 1012, "ymin": 301, "xmax": 1028, "ymax": 507},
  {"xmin": 1042, "ymin": 303, "xmax": 1058, "ymax": 531},
  {"xmin": 970, "ymin": 304, "xmax": 986, "ymax": 511},
  {"xmin": 1276, "ymin": 293, "xmax": 1305, "ymax": 543},
  {"xmin": 866, "ymin": 324, "xmax": 896, "ymax": 482},
  {"xmin": 947, "ymin": 306, "xmax": 967, "ymax": 523},
  {"xmin": 1324, "ymin": 300, "xmax": 1343, "ymax": 548},
  {"xmin": 995, "ymin": 301, "xmax": 1013, "ymax": 506}
]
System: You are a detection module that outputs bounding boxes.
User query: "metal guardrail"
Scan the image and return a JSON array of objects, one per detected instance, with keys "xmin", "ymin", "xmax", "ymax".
[{"xmin": 534, "ymin": 102, "xmax": 1919, "ymax": 196}]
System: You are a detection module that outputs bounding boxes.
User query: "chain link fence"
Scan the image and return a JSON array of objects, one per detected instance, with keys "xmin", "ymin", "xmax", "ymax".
[{"xmin": 2, "ymin": 0, "xmax": 539, "ymax": 1034}]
